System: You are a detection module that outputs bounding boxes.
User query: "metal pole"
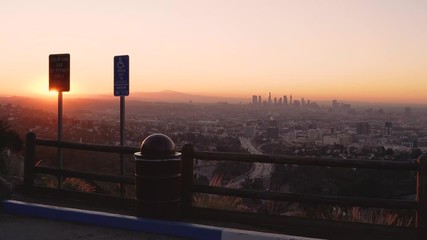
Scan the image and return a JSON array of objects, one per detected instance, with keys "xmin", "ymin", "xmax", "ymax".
[
  {"xmin": 120, "ymin": 96, "xmax": 125, "ymax": 148},
  {"xmin": 120, "ymin": 96, "xmax": 125, "ymax": 196},
  {"xmin": 58, "ymin": 91, "xmax": 63, "ymax": 188}
]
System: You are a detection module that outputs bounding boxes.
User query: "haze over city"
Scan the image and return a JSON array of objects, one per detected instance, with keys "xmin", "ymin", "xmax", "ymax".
[{"xmin": 0, "ymin": 0, "xmax": 426, "ymax": 104}]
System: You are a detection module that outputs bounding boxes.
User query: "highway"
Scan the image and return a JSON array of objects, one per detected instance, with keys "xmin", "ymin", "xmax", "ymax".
[{"xmin": 226, "ymin": 137, "xmax": 274, "ymax": 189}]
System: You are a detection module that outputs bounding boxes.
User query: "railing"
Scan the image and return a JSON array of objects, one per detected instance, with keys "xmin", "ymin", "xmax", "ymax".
[
  {"xmin": 23, "ymin": 132, "xmax": 426, "ymax": 240},
  {"xmin": 24, "ymin": 132, "xmax": 138, "ymax": 206}
]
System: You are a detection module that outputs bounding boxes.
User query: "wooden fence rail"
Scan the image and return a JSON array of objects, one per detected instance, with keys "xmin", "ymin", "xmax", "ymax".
[
  {"xmin": 23, "ymin": 132, "xmax": 427, "ymax": 239},
  {"xmin": 194, "ymin": 151, "xmax": 419, "ymax": 170}
]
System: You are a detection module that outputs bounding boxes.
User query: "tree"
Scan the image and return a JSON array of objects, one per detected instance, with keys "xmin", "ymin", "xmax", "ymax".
[
  {"xmin": 0, "ymin": 120, "xmax": 23, "ymax": 175},
  {"xmin": 0, "ymin": 120, "xmax": 9, "ymax": 147},
  {"xmin": 0, "ymin": 120, "xmax": 23, "ymax": 153},
  {"xmin": 385, "ymin": 148, "xmax": 394, "ymax": 156}
]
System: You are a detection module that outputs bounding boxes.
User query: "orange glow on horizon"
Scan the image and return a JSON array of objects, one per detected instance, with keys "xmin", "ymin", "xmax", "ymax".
[{"xmin": 25, "ymin": 77, "xmax": 60, "ymax": 99}]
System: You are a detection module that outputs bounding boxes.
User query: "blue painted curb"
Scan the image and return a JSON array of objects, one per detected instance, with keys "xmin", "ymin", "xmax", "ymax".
[
  {"xmin": 1, "ymin": 200, "xmax": 221, "ymax": 240},
  {"xmin": 1, "ymin": 200, "xmax": 321, "ymax": 240}
]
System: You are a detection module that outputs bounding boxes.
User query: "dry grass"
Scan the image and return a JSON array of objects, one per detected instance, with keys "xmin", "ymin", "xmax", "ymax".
[
  {"xmin": 320, "ymin": 206, "xmax": 415, "ymax": 227},
  {"xmin": 258, "ymin": 201, "xmax": 415, "ymax": 227},
  {"xmin": 34, "ymin": 160, "xmax": 96, "ymax": 193},
  {"xmin": 258, "ymin": 200, "xmax": 304, "ymax": 216},
  {"xmin": 193, "ymin": 174, "xmax": 249, "ymax": 211},
  {"xmin": 63, "ymin": 178, "xmax": 96, "ymax": 193},
  {"xmin": 34, "ymin": 174, "xmax": 96, "ymax": 193}
]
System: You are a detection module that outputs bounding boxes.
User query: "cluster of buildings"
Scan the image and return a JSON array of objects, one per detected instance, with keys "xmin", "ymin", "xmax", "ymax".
[
  {"xmin": 251, "ymin": 93, "xmax": 319, "ymax": 107},
  {"xmin": 241, "ymin": 102, "xmax": 425, "ymax": 153},
  {"xmin": 1, "ymin": 97, "xmax": 427, "ymax": 156}
]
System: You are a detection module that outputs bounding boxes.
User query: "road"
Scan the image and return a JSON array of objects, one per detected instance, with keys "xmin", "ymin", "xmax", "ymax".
[{"xmin": 226, "ymin": 138, "xmax": 274, "ymax": 189}]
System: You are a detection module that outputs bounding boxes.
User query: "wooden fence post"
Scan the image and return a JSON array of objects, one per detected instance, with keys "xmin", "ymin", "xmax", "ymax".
[
  {"xmin": 417, "ymin": 154, "xmax": 427, "ymax": 239},
  {"xmin": 24, "ymin": 132, "xmax": 36, "ymax": 191},
  {"xmin": 181, "ymin": 144, "xmax": 194, "ymax": 217}
]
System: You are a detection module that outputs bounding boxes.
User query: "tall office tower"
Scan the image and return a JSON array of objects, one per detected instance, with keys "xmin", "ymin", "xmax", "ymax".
[
  {"xmin": 290, "ymin": 94, "xmax": 293, "ymax": 105},
  {"xmin": 332, "ymin": 100, "xmax": 338, "ymax": 108},
  {"xmin": 356, "ymin": 122, "xmax": 371, "ymax": 135},
  {"xmin": 384, "ymin": 122, "xmax": 392, "ymax": 136},
  {"xmin": 283, "ymin": 95, "xmax": 288, "ymax": 105},
  {"xmin": 274, "ymin": 97, "xmax": 277, "ymax": 104},
  {"xmin": 279, "ymin": 97, "xmax": 282, "ymax": 104},
  {"xmin": 301, "ymin": 98, "xmax": 305, "ymax": 106},
  {"xmin": 258, "ymin": 96, "xmax": 261, "ymax": 104},
  {"xmin": 268, "ymin": 92, "xmax": 272, "ymax": 104},
  {"xmin": 307, "ymin": 100, "xmax": 311, "ymax": 105},
  {"xmin": 252, "ymin": 95, "xmax": 258, "ymax": 104}
]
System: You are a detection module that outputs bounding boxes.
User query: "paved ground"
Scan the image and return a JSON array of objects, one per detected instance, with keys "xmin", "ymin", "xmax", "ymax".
[{"xmin": 0, "ymin": 213, "xmax": 187, "ymax": 240}]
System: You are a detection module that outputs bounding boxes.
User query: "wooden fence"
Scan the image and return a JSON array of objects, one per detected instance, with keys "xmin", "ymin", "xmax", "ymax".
[{"xmin": 23, "ymin": 132, "xmax": 426, "ymax": 239}]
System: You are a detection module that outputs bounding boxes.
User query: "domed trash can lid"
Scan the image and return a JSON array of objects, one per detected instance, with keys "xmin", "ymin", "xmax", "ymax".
[{"xmin": 134, "ymin": 133, "xmax": 181, "ymax": 159}]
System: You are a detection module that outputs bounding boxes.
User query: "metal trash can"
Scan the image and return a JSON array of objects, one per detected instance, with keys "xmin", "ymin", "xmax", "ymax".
[{"xmin": 134, "ymin": 133, "xmax": 181, "ymax": 218}]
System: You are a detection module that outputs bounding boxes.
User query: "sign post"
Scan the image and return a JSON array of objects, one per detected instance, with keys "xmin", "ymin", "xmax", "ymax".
[
  {"xmin": 49, "ymin": 53, "xmax": 70, "ymax": 189},
  {"xmin": 114, "ymin": 55, "xmax": 129, "ymax": 196},
  {"xmin": 114, "ymin": 55, "xmax": 129, "ymax": 97}
]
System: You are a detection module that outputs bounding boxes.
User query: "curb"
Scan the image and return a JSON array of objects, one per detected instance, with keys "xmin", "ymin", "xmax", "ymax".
[{"xmin": 1, "ymin": 200, "xmax": 321, "ymax": 240}]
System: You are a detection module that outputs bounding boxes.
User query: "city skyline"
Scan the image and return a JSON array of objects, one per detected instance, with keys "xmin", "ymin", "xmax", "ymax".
[{"xmin": 1, "ymin": 0, "xmax": 426, "ymax": 104}]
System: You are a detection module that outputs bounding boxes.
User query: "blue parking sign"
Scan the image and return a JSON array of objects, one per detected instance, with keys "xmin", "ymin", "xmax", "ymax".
[{"xmin": 114, "ymin": 55, "xmax": 129, "ymax": 96}]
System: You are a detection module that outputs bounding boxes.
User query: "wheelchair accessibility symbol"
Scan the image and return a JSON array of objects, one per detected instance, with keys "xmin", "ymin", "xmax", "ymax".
[{"xmin": 117, "ymin": 57, "xmax": 126, "ymax": 71}]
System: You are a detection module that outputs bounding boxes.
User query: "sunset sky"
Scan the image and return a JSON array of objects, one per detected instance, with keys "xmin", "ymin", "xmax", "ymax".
[{"xmin": 1, "ymin": 0, "xmax": 426, "ymax": 104}]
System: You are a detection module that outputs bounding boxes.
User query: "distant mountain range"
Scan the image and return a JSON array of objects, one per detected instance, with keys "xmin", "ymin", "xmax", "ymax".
[
  {"xmin": 97, "ymin": 90, "xmax": 249, "ymax": 103},
  {"xmin": 0, "ymin": 91, "xmax": 250, "ymax": 113}
]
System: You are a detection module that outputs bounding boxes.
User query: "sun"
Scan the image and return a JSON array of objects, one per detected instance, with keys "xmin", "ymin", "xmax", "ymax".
[{"xmin": 27, "ymin": 77, "xmax": 58, "ymax": 98}]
